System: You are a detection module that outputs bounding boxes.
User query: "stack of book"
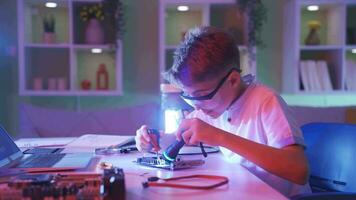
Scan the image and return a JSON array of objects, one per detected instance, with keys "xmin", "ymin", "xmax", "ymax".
[
  {"xmin": 299, "ymin": 60, "xmax": 333, "ymax": 91},
  {"xmin": 346, "ymin": 60, "xmax": 356, "ymax": 91}
]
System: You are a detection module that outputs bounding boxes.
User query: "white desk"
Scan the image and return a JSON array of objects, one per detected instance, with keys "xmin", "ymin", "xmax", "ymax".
[{"xmin": 17, "ymin": 137, "xmax": 288, "ymax": 200}]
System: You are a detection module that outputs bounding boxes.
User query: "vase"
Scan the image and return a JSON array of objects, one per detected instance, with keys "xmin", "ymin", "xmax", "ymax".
[
  {"xmin": 85, "ymin": 18, "xmax": 104, "ymax": 44},
  {"xmin": 42, "ymin": 32, "xmax": 56, "ymax": 44},
  {"xmin": 305, "ymin": 28, "xmax": 321, "ymax": 45}
]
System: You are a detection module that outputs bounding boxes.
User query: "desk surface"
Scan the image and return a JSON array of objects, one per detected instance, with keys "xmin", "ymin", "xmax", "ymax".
[
  {"xmin": 102, "ymin": 153, "xmax": 287, "ymax": 200},
  {"xmin": 18, "ymin": 137, "xmax": 288, "ymax": 200}
]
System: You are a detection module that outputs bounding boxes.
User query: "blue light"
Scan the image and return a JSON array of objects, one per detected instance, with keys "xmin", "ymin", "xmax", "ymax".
[
  {"xmin": 163, "ymin": 151, "xmax": 175, "ymax": 162},
  {"xmin": 164, "ymin": 109, "xmax": 182, "ymax": 134}
]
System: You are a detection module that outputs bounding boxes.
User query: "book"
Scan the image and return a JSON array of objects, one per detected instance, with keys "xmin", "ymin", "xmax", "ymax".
[
  {"xmin": 299, "ymin": 61, "xmax": 310, "ymax": 91},
  {"xmin": 306, "ymin": 60, "xmax": 321, "ymax": 91},
  {"xmin": 346, "ymin": 60, "xmax": 356, "ymax": 91},
  {"xmin": 316, "ymin": 60, "xmax": 333, "ymax": 91},
  {"xmin": 299, "ymin": 60, "xmax": 333, "ymax": 92}
]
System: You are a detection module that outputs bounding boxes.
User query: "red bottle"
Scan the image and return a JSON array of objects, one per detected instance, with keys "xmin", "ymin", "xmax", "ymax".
[{"xmin": 96, "ymin": 64, "xmax": 109, "ymax": 90}]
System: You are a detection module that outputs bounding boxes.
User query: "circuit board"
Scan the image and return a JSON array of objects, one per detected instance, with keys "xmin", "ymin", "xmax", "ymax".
[
  {"xmin": 136, "ymin": 155, "xmax": 205, "ymax": 170},
  {"xmin": 0, "ymin": 167, "xmax": 125, "ymax": 200}
]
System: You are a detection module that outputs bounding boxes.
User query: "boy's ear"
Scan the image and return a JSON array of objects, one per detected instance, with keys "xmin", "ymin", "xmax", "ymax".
[{"xmin": 228, "ymin": 71, "xmax": 241, "ymax": 88}]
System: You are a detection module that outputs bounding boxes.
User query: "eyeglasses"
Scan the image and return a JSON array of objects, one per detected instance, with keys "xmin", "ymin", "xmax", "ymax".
[{"xmin": 180, "ymin": 68, "xmax": 240, "ymax": 101}]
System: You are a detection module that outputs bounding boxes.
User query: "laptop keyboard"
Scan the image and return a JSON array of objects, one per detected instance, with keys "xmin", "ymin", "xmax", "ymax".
[{"xmin": 17, "ymin": 154, "xmax": 66, "ymax": 168}]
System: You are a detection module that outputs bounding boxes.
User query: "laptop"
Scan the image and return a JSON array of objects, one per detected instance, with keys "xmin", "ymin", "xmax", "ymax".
[{"xmin": 0, "ymin": 125, "xmax": 93, "ymax": 172}]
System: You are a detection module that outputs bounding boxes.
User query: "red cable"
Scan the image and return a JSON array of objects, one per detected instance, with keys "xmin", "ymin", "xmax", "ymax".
[{"xmin": 144, "ymin": 174, "xmax": 229, "ymax": 190}]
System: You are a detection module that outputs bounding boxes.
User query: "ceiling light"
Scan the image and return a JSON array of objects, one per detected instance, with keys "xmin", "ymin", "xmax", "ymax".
[
  {"xmin": 45, "ymin": 2, "xmax": 57, "ymax": 8},
  {"xmin": 177, "ymin": 6, "xmax": 189, "ymax": 12},
  {"xmin": 91, "ymin": 48, "xmax": 102, "ymax": 54},
  {"xmin": 307, "ymin": 5, "xmax": 319, "ymax": 11}
]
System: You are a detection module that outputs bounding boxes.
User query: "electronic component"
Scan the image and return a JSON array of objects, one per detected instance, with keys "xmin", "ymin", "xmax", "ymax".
[
  {"xmin": 8, "ymin": 174, "xmax": 54, "ymax": 186},
  {"xmin": 0, "ymin": 167, "xmax": 125, "ymax": 199},
  {"xmin": 101, "ymin": 167, "xmax": 125, "ymax": 200},
  {"xmin": 136, "ymin": 155, "xmax": 204, "ymax": 170},
  {"xmin": 148, "ymin": 128, "xmax": 208, "ymax": 162},
  {"xmin": 137, "ymin": 128, "xmax": 208, "ymax": 170},
  {"xmin": 1, "ymin": 175, "xmax": 101, "ymax": 199}
]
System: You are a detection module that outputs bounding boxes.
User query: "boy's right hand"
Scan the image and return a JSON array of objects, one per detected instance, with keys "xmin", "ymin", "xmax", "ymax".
[{"xmin": 135, "ymin": 125, "xmax": 162, "ymax": 152}]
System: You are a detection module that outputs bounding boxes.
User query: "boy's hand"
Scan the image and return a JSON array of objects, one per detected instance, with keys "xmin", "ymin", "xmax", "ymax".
[
  {"xmin": 135, "ymin": 125, "xmax": 163, "ymax": 152},
  {"xmin": 135, "ymin": 125, "xmax": 152, "ymax": 152},
  {"xmin": 175, "ymin": 118, "xmax": 223, "ymax": 146}
]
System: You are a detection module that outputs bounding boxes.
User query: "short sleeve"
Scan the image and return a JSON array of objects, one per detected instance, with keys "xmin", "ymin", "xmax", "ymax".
[{"xmin": 260, "ymin": 95, "xmax": 305, "ymax": 148}]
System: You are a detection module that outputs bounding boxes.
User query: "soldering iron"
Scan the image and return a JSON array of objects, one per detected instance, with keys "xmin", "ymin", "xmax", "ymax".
[
  {"xmin": 147, "ymin": 129, "xmax": 207, "ymax": 162},
  {"xmin": 162, "ymin": 140, "xmax": 186, "ymax": 162}
]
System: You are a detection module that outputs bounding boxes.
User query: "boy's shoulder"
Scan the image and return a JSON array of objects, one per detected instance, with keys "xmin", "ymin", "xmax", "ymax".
[{"xmin": 243, "ymin": 82, "xmax": 280, "ymax": 104}]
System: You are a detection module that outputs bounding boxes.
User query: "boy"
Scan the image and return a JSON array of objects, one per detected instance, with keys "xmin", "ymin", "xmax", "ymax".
[{"xmin": 135, "ymin": 26, "xmax": 311, "ymax": 197}]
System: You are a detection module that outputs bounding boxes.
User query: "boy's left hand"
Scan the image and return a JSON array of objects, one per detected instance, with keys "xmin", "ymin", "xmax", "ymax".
[{"xmin": 175, "ymin": 118, "xmax": 223, "ymax": 146}]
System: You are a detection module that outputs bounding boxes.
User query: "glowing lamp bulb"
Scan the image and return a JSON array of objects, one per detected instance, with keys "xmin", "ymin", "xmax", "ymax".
[
  {"xmin": 164, "ymin": 109, "xmax": 182, "ymax": 134},
  {"xmin": 45, "ymin": 2, "xmax": 57, "ymax": 8},
  {"xmin": 307, "ymin": 5, "xmax": 319, "ymax": 11},
  {"xmin": 177, "ymin": 6, "xmax": 189, "ymax": 12},
  {"xmin": 91, "ymin": 48, "xmax": 103, "ymax": 54}
]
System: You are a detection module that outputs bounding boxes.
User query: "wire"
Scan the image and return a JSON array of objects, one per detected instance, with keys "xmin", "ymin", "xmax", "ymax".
[
  {"xmin": 142, "ymin": 174, "xmax": 228, "ymax": 190},
  {"xmin": 199, "ymin": 142, "xmax": 207, "ymax": 157}
]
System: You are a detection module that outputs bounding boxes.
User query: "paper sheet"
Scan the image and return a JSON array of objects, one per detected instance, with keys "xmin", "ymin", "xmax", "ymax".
[
  {"xmin": 15, "ymin": 137, "xmax": 76, "ymax": 148},
  {"xmin": 65, "ymin": 134, "xmax": 133, "ymax": 148}
]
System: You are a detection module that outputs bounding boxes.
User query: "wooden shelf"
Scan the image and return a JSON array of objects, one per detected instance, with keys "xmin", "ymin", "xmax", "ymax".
[
  {"xmin": 22, "ymin": 90, "xmax": 122, "ymax": 96},
  {"xmin": 282, "ymin": 0, "xmax": 356, "ymax": 101},
  {"xmin": 300, "ymin": 45, "xmax": 343, "ymax": 50},
  {"xmin": 18, "ymin": 0, "xmax": 122, "ymax": 96},
  {"xmin": 299, "ymin": 3, "xmax": 344, "ymax": 46},
  {"xmin": 73, "ymin": 44, "xmax": 115, "ymax": 50},
  {"xmin": 25, "ymin": 43, "xmax": 71, "ymax": 48},
  {"xmin": 282, "ymin": 93, "xmax": 356, "ymax": 107},
  {"xmin": 159, "ymin": 0, "xmax": 256, "ymax": 83},
  {"xmin": 345, "ymin": 45, "xmax": 356, "ymax": 50}
]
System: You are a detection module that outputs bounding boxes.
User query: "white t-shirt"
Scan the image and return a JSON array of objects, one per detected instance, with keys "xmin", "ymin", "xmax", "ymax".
[{"xmin": 188, "ymin": 81, "xmax": 311, "ymax": 197}]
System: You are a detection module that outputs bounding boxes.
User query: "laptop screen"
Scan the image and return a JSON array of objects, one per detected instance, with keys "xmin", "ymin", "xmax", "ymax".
[{"xmin": 0, "ymin": 126, "xmax": 22, "ymax": 167}]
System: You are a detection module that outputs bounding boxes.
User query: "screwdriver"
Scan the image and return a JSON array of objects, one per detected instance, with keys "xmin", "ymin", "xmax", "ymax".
[{"xmin": 147, "ymin": 129, "xmax": 161, "ymax": 158}]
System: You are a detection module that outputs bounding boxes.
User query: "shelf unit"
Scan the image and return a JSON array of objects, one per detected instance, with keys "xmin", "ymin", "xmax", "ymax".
[
  {"xmin": 17, "ymin": 0, "xmax": 122, "ymax": 96},
  {"xmin": 158, "ymin": 0, "xmax": 256, "ymax": 84},
  {"xmin": 283, "ymin": 0, "xmax": 356, "ymax": 94}
]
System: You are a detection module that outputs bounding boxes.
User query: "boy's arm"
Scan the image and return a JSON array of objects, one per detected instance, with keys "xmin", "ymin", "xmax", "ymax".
[
  {"xmin": 176, "ymin": 118, "xmax": 309, "ymax": 185},
  {"xmin": 218, "ymin": 130, "xmax": 309, "ymax": 185}
]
